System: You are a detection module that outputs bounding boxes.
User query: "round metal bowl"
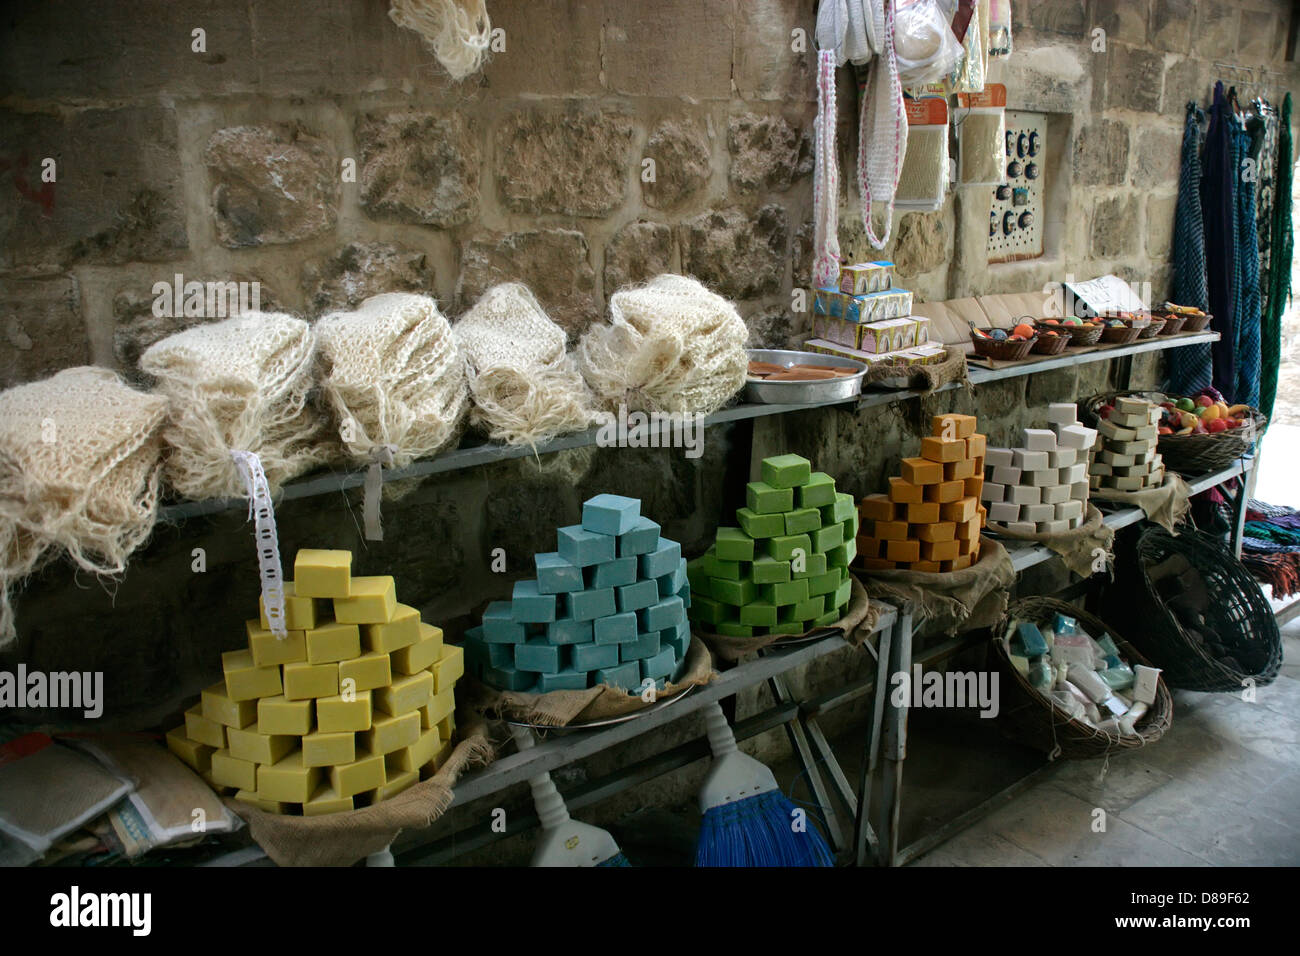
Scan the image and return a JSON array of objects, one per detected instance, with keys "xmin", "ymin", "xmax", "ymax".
[{"xmin": 744, "ymin": 348, "xmax": 867, "ymax": 405}]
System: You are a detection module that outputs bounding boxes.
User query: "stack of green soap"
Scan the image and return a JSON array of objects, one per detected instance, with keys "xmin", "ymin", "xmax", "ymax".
[{"xmin": 688, "ymin": 455, "xmax": 857, "ymax": 638}]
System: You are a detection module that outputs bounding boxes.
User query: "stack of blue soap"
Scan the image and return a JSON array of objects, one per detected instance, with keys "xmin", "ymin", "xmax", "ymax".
[{"xmin": 463, "ymin": 494, "xmax": 691, "ymax": 696}]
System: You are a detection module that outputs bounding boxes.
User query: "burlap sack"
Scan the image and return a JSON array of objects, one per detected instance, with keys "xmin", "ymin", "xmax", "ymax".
[
  {"xmin": 1090, "ymin": 474, "xmax": 1191, "ymax": 534},
  {"xmin": 862, "ymin": 346, "xmax": 970, "ymax": 392},
  {"xmin": 984, "ymin": 503, "xmax": 1115, "ymax": 578},
  {"xmin": 464, "ymin": 635, "xmax": 715, "ymax": 727},
  {"xmin": 697, "ymin": 574, "xmax": 880, "ymax": 663},
  {"xmin": 225, "ymin": 722, "xmax": 494, "ymax": 867},
  {"xmin": 857, "ymin": 537, "xmax": 1015, "ymax": 636}
]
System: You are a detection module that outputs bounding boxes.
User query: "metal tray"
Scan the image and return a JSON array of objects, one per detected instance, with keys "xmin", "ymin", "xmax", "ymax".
[
  {"xmin": 503, "ymin": 683, "xmax": 696, "ymax": 733},
  {"xmin": 744, "ymin": 349, "xmax": 867, "ymax": 405}
]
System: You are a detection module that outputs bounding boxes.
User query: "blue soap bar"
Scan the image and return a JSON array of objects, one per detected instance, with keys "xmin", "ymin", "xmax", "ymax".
[
  {"xmin": 534, "ymin": 552, "xmax": 584, "ymax": 595},
  {"xmin": 663, "ymin": 620, "xmax": 690, "ymax": 658},
  {"xmin": 593, "ymin": 611, "xmax": 638, "ymax": 645},
  {"xmin": 484, "ymin": 663, "xmax": 537, "ymax": 691},
  {"xmin": 482, "ymin": 601, "xmax": 526, "ymax": 643},
  {"xmin": 535, "ymin": 668, "xmax": 591, "ymax": 693},
  {"xmin": 677, "ymin": 583, "xmax": 691, "ymax": 609},
  {"xmin": 546, "ymin": 614, "xmax": 594, "ymax": 645},
  {"xmin": 618, "ymin": 516, "xmax": 661, "ymax": 557},
  {"xmin": 1015, "ymin": 621, "xmax": 1049, "ymax": 657},
  {"xmin": 512, "ymin": 579, "xmax": 557, "ymax": 623},
  {"xmin": 671, "ymin": 656, "xmax": 690, "ymax": 683},
  {"xmin": 594, "ymin": 661, "xmax": 641, "ymax": 692},
  {"xmin": 582, "ymin": 494, "xmax": 641, "ymax": 535},
  {"xmin": 641, "ymin": 645, "xmax": 676, "ymax": 682},
  {"xmin": 557, "ymin": 524, "xmax": 616, "ymax": 567},
  {"xmin": 642, "ymin": 595, "xmax": 685, "ymax": 633},
  {"xmin": 617, "ymin": 578, "xmax": 660, "ymax": 614},
  {"xmin": 620, "ymin": 631, "xmax": 661, "ymax": 662},
  {"xmin": 515, "ymin": 639, "xmax": 564, "ymax": 674},
  {"xmin": 568, "ymin": 587, "xmax": 617, "ymax": 622},
  {"xmin": 640, "ymin": 538, "xmax": 683, "ymax": 580},
  {"xmin": 589, "ymin": 555, "xmax": 638, "ymax": 589},
  {"xmin": 656, "ymin": 557, "xmax": 689, "ymax": 597},
  {"xmin": 461, "ymin": 627, "xmax": 487, "ymax": 676},
  {"xmin": 572, "ymin": 642, "xmax": 620, "ymax": 671}
]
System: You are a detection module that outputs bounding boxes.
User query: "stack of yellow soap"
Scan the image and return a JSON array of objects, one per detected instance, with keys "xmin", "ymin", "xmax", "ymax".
[{"xmin": 165, "ymin": 549, "xmax": 465, "ymax": 817}]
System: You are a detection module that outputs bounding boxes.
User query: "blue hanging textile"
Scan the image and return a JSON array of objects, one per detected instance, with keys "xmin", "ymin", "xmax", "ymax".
[
  {"xmin": 1167, "ymin": 101, "xmax": 1211, "ymax": 395},
  {"xmin": 1230, "ymin": 99, "xmax": 1262, "ymax": 409},
  {"xmin": 1201, "ymin": 82, "xmax": 1238, "ymax": 400}
]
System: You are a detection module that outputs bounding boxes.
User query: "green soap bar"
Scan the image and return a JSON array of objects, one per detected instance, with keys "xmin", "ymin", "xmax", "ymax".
[
  {"xmin": 746, "ymin": 481, "xmax": 794, "ymax": 515},
  {"xmin": 798, "ymin": 472, "xmax": 837, "ymax": 508},
  {"xmin": 831, "ymin": 577, "xmax": 852, "ymax": 610},
  {"xmin": 767, "ymin": 533, "xmax": 811, "ymax": 562},
  {"xmin": 812, "ymin": 609, "xmax": 842, "ymax": 628},
  {"xmin": 717, "ymin": 621, "xmax": 755, "ymax": 638},
  {"xmin": 689, "ymin": 594, "xmax": 729, "ymax": 625},
  {"xmin": 714, "ymin": 527, "xmax": 755, "ymax": 562},
  {"xmin": 751, "ymin": 555, "xmax": 791, "ymax": 584},
  {"xmin": 737, "ymin": 507, "xmax": 785, "ymax": 538},
  {"xmin": 739, "ymin": 602, "xmax": 779, "ymax": 627},
  {"xmin": 761, "ymin": 578, "xmax": 809, "ymax": 607},
  {"xmin": 806, "ymin": 569, "xmax": 843, "ymax": 597},
  {"xmin": 701, "ymin": 546, "xmax": 742, "ymax": 581},
  {"xmin": 826, "ymin": 538, "xmax": 856, "ymax": 569},
  {"xmin": 688, "ymin": 574, "xmax": 712, "ymax": 600},
  {"xmin": 784, "ymin": 507, "xmax": 821, "ymax": 535},
  {"xmin": 784, "ymin": 595, "xmax": 825, "ymax": 622},
  {"xmin": 769, "ymin": 621, "xmax": 807, "ymax": 636},
  {"xmin": 761, "ymin": 454, "xmax": 812, "ymax": 489},
  {"xmin": 791, "ymin": 551, "xmax": 827, "ymax": 579},
  {"xmin": 842, "ymin": 512, "xmax": 859, "ymax": 540},
  {"xmin": 811, "ymin": 521, "xmax": 844, "ymax": 553},
  {"xmin": 821, "ymin": 492, "xmax": 856, "ymax": 525},
  {"xmin": 710, "ymin": 576, "xmax": 757, "ymax": 606}
]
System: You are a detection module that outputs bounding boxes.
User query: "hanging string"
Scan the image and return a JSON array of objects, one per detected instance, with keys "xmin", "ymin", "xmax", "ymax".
[{"xmin": 231, "ymin": 450, "xmax": 287, "ymax": 637}]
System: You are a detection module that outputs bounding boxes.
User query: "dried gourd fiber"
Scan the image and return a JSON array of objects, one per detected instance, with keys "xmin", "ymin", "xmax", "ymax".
[
  {"xmin": 315, "ymin": 293, "xmax": 469, "ymax": 468},
  {"xmin": 388, "ymin": 0, "xmax": 491, "ymax": 81},
  {"xmin": 0, "ymin": 367, "xmax": 168, "ymax": 646},
  {"xmin": 577, "ymin": 274, "xmax": 750, "ymax": 415},
  {"xmin": 453, "ymin": 283, "xmax": 597, "ymax": 447},
  {"xmin": 139, "ymin": 312, "xmax": 328, "ymax": 500}
]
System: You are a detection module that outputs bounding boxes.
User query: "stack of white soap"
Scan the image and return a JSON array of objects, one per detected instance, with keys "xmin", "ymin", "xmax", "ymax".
[
  {"xmin": 1089, "ymin": 396, "xmax": 1165, "ymax": 492},
  {"xmin": 980, "ymin": 403, "xmax": 1097, "ymax": 535}
]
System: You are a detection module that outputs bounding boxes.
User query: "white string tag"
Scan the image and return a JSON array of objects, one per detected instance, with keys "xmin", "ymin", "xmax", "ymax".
[
  {"xmin": 363, "ymin": 444, "xmax": 397, "ymax": 542},
  {"xmin": 230, "ymin": 450, "xmax": 287, "ymax": 637}
]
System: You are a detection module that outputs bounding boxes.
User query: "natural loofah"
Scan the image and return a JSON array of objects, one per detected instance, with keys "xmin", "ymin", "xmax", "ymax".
[
  {"xmin": 315, "ymin": 293, "xmax": 469, "ymax": 468},
  {"xmin": 453, "ymin": 283, "xmax": 597, "ymax": 447},
  {"xmin": 0, "ymin": 367, "xmax": 168, "ymax": 646},
  {"xmin": 577, "ymin": 274, "xmax": 749, "ymax": 416},
  {"xmin": 388, "ymin": 0, "xmax": 492, "ymax": 81},
  {"xmin": 140, "ymin": 312, "xmax": 329, "ymax": 500}
]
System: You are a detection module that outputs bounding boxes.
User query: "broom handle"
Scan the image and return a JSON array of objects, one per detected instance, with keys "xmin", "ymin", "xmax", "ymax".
[
  {"xmin": 703, "ymin": 702, "xmax": 738, "ymax": 757},
  {"xmin": 511, "ymin": 724, "xmax": 572, "ymax": 830}
]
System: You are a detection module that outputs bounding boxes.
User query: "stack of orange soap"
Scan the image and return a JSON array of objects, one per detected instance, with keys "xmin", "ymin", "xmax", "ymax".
[
  {"xmin": 164, "ymin": 549, "xmax": 464, "ymax": 817},
  {"xmin": 855, "ymin": 414, "xmax": 988, "ymax": 572}
]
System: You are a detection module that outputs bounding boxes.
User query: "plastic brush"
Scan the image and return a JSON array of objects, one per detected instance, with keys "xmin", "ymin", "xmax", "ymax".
[
  {"xmin": 695, "ymin": 701, "xmax": 833, "ymax": 867},
  {"xmin": 511, "ymin": 725, "xmax": 629, "ymax": 867}
]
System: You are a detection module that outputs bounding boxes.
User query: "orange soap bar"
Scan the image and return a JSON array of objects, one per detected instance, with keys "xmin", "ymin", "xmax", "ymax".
[
  {"xmin": 941, "ymin": 496, "xmax": 977, "ymax": 523},
  {"xmin": 953, "ymin": 551, "xmax": 975, "ymax": 570},
  {"xmin": 920, "ymin": 436, "xmax": 966, "ymax": 463},
  {"xmin": 916, "ymin": 521, "xmax": 956, "ymax": 543},
  {"xmin": 900, "ymin": 457, "xmax": 943, "ymax": 485},
  {"xmin": 944, "ymin": 458, "xmax": 976, "ymax": 481},
  {"xmin": 887, "ymin": 477, "xmax": 923, "ymax": 504},
  {"xmin": 925, "ymin": 480, "xmax": 965, "ymax": 504},
  {"xmin": 964, "ymin": 476, "xmax": 984, "ymax": 499},
  {"xmin": 921, "ymin": 539, "xmax": 961, "ymax": 562},
  {"xmin": 885, "ymin": 539, "xmax": 921, "ymax": 563},
  {"xmin": 905, "ymin": 501, "xmax": 939, "ymax": 524},
  {"xmin": 912, "ymin": 560, "xmax": 942, "ymax": 573},
  {"xmin": 859, "ymin": 558, "xmax": 896, "ymax": 571},
  {"xmin": 966, "ymin": 433, "xmax": 987, "ymax": 459},
  {"xmin": 932, "ymin": 414, "xmax": 976, "ymax": 438},
  {"xmin": 875, "ymin": 520, "xmax": 909, "ymax": 541},
  {"xmin": 962, "ymin": 516, "xmax": 982, "ymax": 540},
  {"xmin": 856, "ymin": 535, "xmax": 880, "ymax": 559},
  {"xmin": 859, "ymin": 494, "xmax": 896, "ymax": 522}
]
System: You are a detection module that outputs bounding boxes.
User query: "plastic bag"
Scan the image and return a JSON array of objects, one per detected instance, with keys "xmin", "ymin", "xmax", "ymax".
[
  {"xmin": 895, "ymin": 0, "xmax": 963, "ymax": 87},
  {"xmin": 988, "ymin": 0, "xmax": 1012, "ymax": 56}
]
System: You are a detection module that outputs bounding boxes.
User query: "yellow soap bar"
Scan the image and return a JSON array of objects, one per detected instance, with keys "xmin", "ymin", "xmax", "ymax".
[
  {"xmin": 437, "ymin": 713, "xmax": 455, "ymax": 744},
  {"xmin": 335, "ymin": 576, "xmax": 398, "ymax": 625},
  {"xmin": 201, "ymin": 681, "xmax": 257, "ymax": 729},
  {"xmin": 259, "ymin": 582, "xmax": 320, "ymax": 631},
  {"xmin": 303, "ymin": 784, "xmax": 354, "ymax": 817},
  {"xmin": 293, "ymin": 549, "xmax": 353, "ymax": 599},
  {"xmin": 227, "ymin": 725, "xmax": 295, "ymax": 766},
  {"xmin": 329, "ymin": 749, "xmax": 386, "ymax": 799},
  {"xmin": 431, "ymin": 643, "xmax": 465, "ymax": 694},
  {"xmin": 282, "ymin": 661, "xmax": 339, "ymax": 700},
  {"xmin": 210, "ymin": 748, "xmax": 258, "ymax": 792},
  {"xmin": 184, "ymin": 704, "xmax": 226, "ymax": 750},
  {"xmin": 201, "ymin": 769, "xmax": 234, "ymax": 794},
  {"xmin": 374, "ymin": 768, "xmax": 418, "ymax": 802},
  {"xmin": 257, "ymin": 695, "xmax": 314, "ymax": 736},
  {"xmin": 363, "ymin": 604, "xmax": 422, "ymax": 655},
  {"xmin": 338, "ymin": 651, "xmax": 391, "ymax": 693},
  {"xmin": 166, "ymin": 727, "xmax": 214, "ymax": 774},
  {"xmin": 316, "ymin": 690, "xmax": 372, "ymax": 733},
  {"xmin": 221, "ymin": 649, "xmax": 284, "ymax": 702},
  {"xmin": 392, "ymin": 622, "xmax": 444, "ymax": 675},
  {"xmin": 305, "ymin": 620, "xmax": 361, "ymax": 665},
  {"xmin": 257, "ymin": 749, "xmax": 321, "ymax": 804},
  {"xmin": 302, "ymin": 730, "xmax": 356, "ymax": 768},
  {"xmin": 426, "ymin": 739, "xmax": 454, "ymax": 776},
  {"xmin": 362, "ymin": 709, "xmax": 420, "ymax": 755},
  {"xmin": 374, "ymin": 670, "xmax": 433, "ymax": 717},
  {"xmin": 246, "ymin": 620, "xmax": 307, "ymax": 668},
  {"xmin": 234, "ymin": 789, "xmax": 288, "ymax": 814},
  {"xmin": 388, "ymin": 726, "xmax": 443, "ymax": 774},
  {"xmin": 423, "ymin": 685, "xmax": 455, "ymax": 728}
]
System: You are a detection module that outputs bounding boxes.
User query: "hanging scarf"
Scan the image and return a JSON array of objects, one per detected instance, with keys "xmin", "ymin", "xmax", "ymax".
[
  {"xmin": 1260, "ymin": 92, "xmax": 1293, "ymax": 422},
  {"xmin": 1201, "ymin": 82, "xmax": 1238, "ymax": 400},
  {"xmin": 1230, "ymin": 100, "xmax": 1262, "ymax": 409},
  {"xmin": 1252, "ymin": 101, "xmax": 1279, "ymax": 310},
  {"xmin": 1167, "ymin": 102, "xmax": 1211, "ymax": 395},
  {"xmin": 812, "ymin": 49, "xmax": 842, "ymax": 288}
]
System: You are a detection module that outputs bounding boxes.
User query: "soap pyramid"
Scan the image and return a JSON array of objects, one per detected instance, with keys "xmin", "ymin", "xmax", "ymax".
[
  {"xmin": 463, "ymin": 494, "xmax": 691, "ymax": 696},
  {"xmin": 687, "ymin": 454, "xmax": 857, "ymax": 638},
  {"xmin": 165, "ymin": 549, "xmax": 464, "ymax": 817},
  {"xmin": 983, "ymin": 404, "xmax": 1097, "ymax": 532},
  {"xmin": 857, "ymin": 414, "xmax": 987, "ymax": 572},
  {"xmin": 1089, "ymin": 396, "xmax": 1163, "ymax": 491}
]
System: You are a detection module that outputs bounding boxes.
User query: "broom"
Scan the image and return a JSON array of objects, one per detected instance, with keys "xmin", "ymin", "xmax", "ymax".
[
  {"xmin": 511, "ymin": 725, "xmax": 629, "ymax": 867},
  {"xmin": 695, "ymin": 702, "xmax": 834, "ymax": 867}
]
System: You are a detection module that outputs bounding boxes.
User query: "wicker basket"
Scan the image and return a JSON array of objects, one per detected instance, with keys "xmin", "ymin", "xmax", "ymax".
[
  {"xmin": 1043, "ymin": 320, "xmax": 1104, "ymax": 346},
  {"xmin": 1137, "ymin": 315, "xmax": 1167, "ymax": 338},
  {"xmin": 970, "ymin": 330, "xmax": 1035, "ymax": 361},
  {"xmin": 992, "ymin": 596, "xmax": 1173, "ymax": 758},
  {"xmin": 1112, "ymin": 526, "xmax": 1282, "ymax": 692},
  {"xmin": 1157, "ymin": 314, "xmax": 1187, "ymax": 335},
  {"xmin": 1031, "ymin": 331, "xmax": 1070, "ymax": 355},
  {"xmin": 1100, "ymin": 323, "xmax": 1142, "ymax": 345},
  {"xmin": 1179, "ymin": 312, "xmax": 1213, "ymax": 332}
]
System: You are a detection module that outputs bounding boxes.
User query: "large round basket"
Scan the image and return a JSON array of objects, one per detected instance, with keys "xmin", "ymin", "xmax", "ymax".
[
  {"xmin": 1031, "ymin": 331, "xmax": 1070, "ymax": 355},
  {"xmin": 1041, "ymin": 320, "xmax": 1103, "ymax": 346}
]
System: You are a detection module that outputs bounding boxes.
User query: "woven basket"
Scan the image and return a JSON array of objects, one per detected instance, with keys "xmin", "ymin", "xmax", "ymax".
[
  {"xmin": 1031, "ymin": 332, "xmax": 1070, "ymax": 355},
  {"xmin": 992, "ymin": 596, "xmax": 1173, "ymax": 759},
  {"xmin": 1113, "ymin": 526, "xmax": 1282, "ymax": 692},
  {"xmin": 1179, "ymin": 312, "xmax": 1213, "ymax": 332},
  {"xmin": 1042, "ymin": 320, "xmax": 1103, "ymax": 346},
  {"xmin": 970, "ymin": 330, "xmax": 1035, "ymax": 361},
  {"xmin": 1100, "ymin": 323, "xmax": 1142, "ymax": 345},
  {"xmin": 1157, "ymin": 314, "xmax": 1186, "ymax": 335},
  {"xmin": 1137, "ymin": 315, "xmax": 1167, "ymax": 338}
]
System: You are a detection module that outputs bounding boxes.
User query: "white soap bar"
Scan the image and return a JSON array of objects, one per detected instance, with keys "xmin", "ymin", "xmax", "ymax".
[
  {"xmin": 981, "ymin": 481, "xmax": 1005, "ymax": 503},
  {"xmin": 991, "ymin": 465, "xmax": 1021, "ymax": 486},
  {"xmin": 1047, "ymin": 448, "xmax": 1077, "ymax": 468},
  {"xmin": 1068, "ymin": 514, "xmax": 1083, "ymax": 529},
  {"xmin": 1006, "ymin": 521, "xmax": 1037, "ymax": 534},
  {"xmin": 1069, "ymin": 667, "xmax": 1111, "ymax": 703},
  {"xmin": 1131, "ymin": 665, "xmax": 1160, "ymax": 705},
  {"xmin": 1023, "ymin": 428, "xmax": 1057, "ymax": 451},
  {"xmin": 1070, "ymin": 479, "xmax": 1090, "ymax": 500},
  {"xmin": 1006, "ymin": 485, "xmax": 1041, "ymax": 505},
  {"xmin": 985, "ymin": 447, "xmax": 1015, "ymax": 469},
  {"xmin": 1026, "ymin": 469, "xmax": 1058, "ymax": 488},
  {"xmin": 1013, "ymin": 449, "xmax": 1049, "ymax": 471},
  {"xmin": 1041, "ymin": 484, "xmax": 1070, "ymax": 505},
  {"xmin": 1118, "ymin": 700, "xmax": 1150, "ymax": 734},
  {"xmin": 1060, "ymin": 463, "xmax": 1088, "ymax": 484},
  {"xmin": 1047, "ymin": 403, "xmax": 1077, "ymax": 425},
  {"xmin": 1102, "ymin": 693, "xmax": 1130, "ymax": 716},
  {"xmin": 1022, "ymin": 502, "xmax": 1055, "ymax": 523},
  {"xmin": 1057, "ymin": 424, "xmax": 1097, "ymax": 450},
  {"xmin": 988, "ymin": 501, "xmax": 1020, "ymax": 523},
  {"xmin": 1039, "ymin": 518, "xmax": 1069, "ymax": 534},
  {"xmin": 1056, "ymin": 498, "xmax": 1083, "ymax": 520}
]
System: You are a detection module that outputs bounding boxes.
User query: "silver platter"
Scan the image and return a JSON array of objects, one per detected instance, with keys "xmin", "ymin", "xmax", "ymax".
[{"xmin": 744, "ymin": 348, "xmax": 866, "ymax": 404}]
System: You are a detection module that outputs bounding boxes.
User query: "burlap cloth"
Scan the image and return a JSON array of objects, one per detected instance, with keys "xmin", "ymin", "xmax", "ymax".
[
  {"xmin": 697, "ymin": 574, "xmax": 879, "ymax": 663},
  {"xmin": 862, "ymin": 346, "xmax": 970, "ymax": 392},
  {"xmin": 856, "ymin": 537, "xmax": 1016, "ymax": 636},
  {"xmin": 1090, "ymin": 473, "xmax": 1191, "ymax": 534},
  {"xmin": 984, "ymin": 503, "xmax": 1115, "ymax": 578},
  {"xmin": 462, "ymin": 634, "xmax": 716, "ymax": 727},
  {"xmin": 224, "ymin": 721, "xmax": 494, "ymax": 867}
]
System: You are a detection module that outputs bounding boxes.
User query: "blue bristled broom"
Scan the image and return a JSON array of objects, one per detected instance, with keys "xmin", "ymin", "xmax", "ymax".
[{"xmin": 695, "ymin": 701, "xmax": 834, "ymax": 867}]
